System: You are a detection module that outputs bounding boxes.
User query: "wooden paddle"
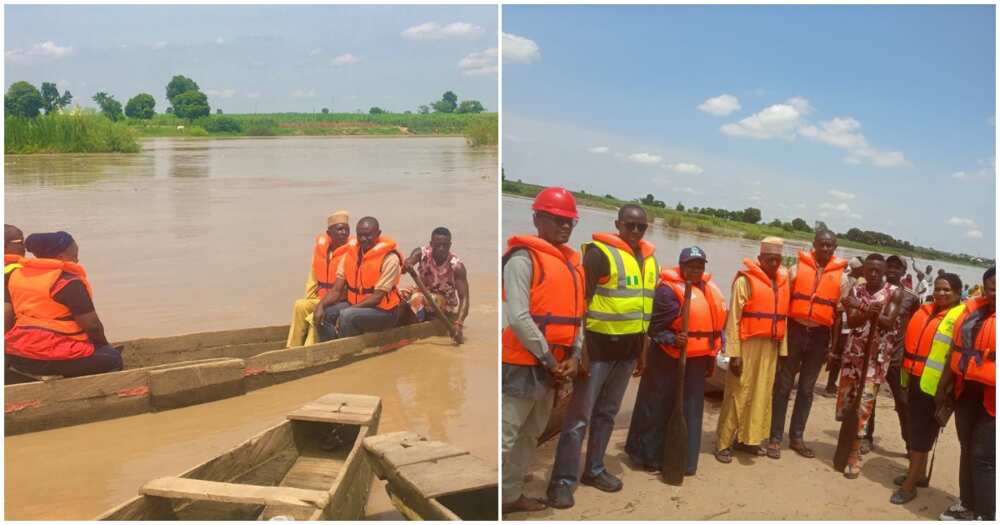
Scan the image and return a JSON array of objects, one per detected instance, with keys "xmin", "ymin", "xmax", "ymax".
[
  {"xmin": 662, "ymin": 281, "xmax": 693, "ymax": 485},
  {"xmin": 833, "ymin": 315, "xmax": 879, "ymax": 472},
  {"xmin": 405, "ymin": 267, "xmax": 462, "ymax": 344}
]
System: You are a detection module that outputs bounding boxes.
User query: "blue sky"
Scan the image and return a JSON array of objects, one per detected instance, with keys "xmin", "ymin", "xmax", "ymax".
[
  {"xmin": 5, "ymin": 5, "xmax": 497, "ymax": 114},
  {"xmin": 503, "ymin": 5, "xmax": 996, "ymax": 258}
]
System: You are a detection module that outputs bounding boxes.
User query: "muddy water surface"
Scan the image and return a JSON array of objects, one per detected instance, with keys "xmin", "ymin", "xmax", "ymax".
[{"xmin": 5, "ymin": 137, "xmax": 498, "ymax": 520}]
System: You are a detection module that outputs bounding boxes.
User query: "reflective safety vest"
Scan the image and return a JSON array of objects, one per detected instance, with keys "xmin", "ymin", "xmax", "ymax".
[
  {"xmin": 902, "ymin": 304, "xmax": 952, "ymax": 378},
  {"xmin": 8, "ymin": 258, "xmax": 94, "ymax": 342},
  {"xmin": 950, "ymin": 297, "xmax": 996, "ymax": 388},
  {"xmin": 658, "ymin": 267, "xmax": 727, "ymax": 358},
  {"xmin": 918, "ymin": 303, "xmax": 967, "ymax": 395},
  {"xmin": 501, "ymin": 235, "xmax": 585, "ymax": 366},
  {"xmin": 4, "ymin": 253, "xmax": 23, "ymax": 275},
  {"xmin": 342, "ymin": 236, "xmax": 402, "ymax": 311},
  {"xmin": 312, "ymin": 234, "xmax": 355, "ymax": 300},
  {"xmin": 583, "ymin": 233, "xmax": 656, "ymax": 336},
  {"xmin": 736, "ymin": 258, "xmax": 790, "ymax": 341},
  {"xmin": 788, "ymin": 251, "xmax": 847, "ymax": 327}
]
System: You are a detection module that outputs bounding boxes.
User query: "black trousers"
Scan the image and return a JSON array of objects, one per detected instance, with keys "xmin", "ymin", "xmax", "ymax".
[
  {"xmin": 955, "ymin": 382, "xmax": 995, "ymax": 519},
  {"xmin": 771, "ymin": 321, "xmax": 830, "ymax": 442},
  {"xmin": 863, "ymin": 363, "xmax": 909, "ymax": 452}
]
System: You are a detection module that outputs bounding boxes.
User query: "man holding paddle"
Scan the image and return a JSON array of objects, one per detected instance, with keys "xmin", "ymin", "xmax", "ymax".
[
  {"xmin": 400, "ymin": 227, "xmax": 469, "ymax": 344},
  {"xmin": 547, "ymin": 204, "xmax": 656, "ymax": 509},
  {"xmin": 626, "ymin": 246, "xmax": 726, "ymax": 481},
  {"xmin": 715, "ymin": 237, "xmax": 790, "ymax": 464}
]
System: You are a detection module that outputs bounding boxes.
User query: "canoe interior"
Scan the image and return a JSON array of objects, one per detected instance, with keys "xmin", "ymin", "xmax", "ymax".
[
  {"xmin": 100, "ymin": 393, "xmax": 381, "ymax": 521},
  {"xmin": 435, "ymin": 487, "xmax": 498, "ymax": 520}
]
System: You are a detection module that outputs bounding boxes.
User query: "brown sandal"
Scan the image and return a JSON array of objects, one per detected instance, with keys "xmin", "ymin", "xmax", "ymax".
[
  {"xmin": 766, "ymin": 442, "xmax": 781, "ymax": 459},
  {"xmin": 789, "ymin": 440, "xmax": 816, "ymax": 459},
  {"xmin": 715, "ymin": 448, "xmax": 733, "ymax": 464}
]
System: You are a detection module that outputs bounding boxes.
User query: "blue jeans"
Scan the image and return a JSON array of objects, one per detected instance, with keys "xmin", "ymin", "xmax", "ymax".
[
  {"xmin": 6, "ymin": 344, "xmax": 123, "ymax": 377},
  {"xmin": 549, "ymin": 357, "xmax": 636, "ymax": 488},
  {"xmin": 771, "ymin": 320, "xmax": 830, "ymax": 442},
  {"xmin": 625, "ymin": 349, "xmax": 709, "ymax": 473},
  {"xmin": 317, "ymin": 301, "xmax": 399, "ymax": 341}
]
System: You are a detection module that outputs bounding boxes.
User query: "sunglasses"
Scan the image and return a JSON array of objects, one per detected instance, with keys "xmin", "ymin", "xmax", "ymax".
[
  {"xmin": 538, "ymin": 212, "xmax": 578, "ymax": 228},
  {"xmin": 622, "ymin": 221, "xmax": 648, "ymax": 233}
]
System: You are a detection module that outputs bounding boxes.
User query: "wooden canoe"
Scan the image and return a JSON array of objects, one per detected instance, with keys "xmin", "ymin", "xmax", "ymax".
[
  {"xmin": 98, "ymin": 393, "xmax": 381, "ymax": 520},
  {"xmin": 363, "ymin": 431, "xmax": 497, "ymax": 521},
  {"xmin": 5, "ymin": 321, "xmax": 444, "ymax": 436}
]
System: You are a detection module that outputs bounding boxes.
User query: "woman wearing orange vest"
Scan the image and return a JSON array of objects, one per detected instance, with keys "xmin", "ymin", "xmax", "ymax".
[
  {"xmin": 892, "ymin": 272, "xmax": 964, "ymax": 504},
  {"xmin": 769, "ymin": 230, "xmax": 850, "ymax": 460},
  {"xmin": 501, "ymin": 187, "xmax": 584, "ymax": 514},
  {"xmin": 313, "ymin": 216, "xmax": 402, "ymax": 341},
  {"xmin": 5, "ymin": 232, "xmax": 122, "ymax": 378},
  {"xmin": 626, "ymin": 246, "xmax": 726, "ymax": 476},
  {"xmin": 941, "ymin": 267, "xmax": 995, "ymax": 520},
  {"xmin": 715, "ymin": 237, "xmax": 790, "ymax": 464},
  {"xmin": 285, "ymin": 211, "xmax": 353, "ymax": 348}
]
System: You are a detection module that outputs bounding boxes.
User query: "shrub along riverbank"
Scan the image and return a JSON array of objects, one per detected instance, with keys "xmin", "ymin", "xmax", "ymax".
[
  {"xmin": 5, "ymin": 114, "xmax": 140, "ymax": 154},
  {"xmin": 503, "ymin": 178, "xmax": 992, "ymax": 268}
]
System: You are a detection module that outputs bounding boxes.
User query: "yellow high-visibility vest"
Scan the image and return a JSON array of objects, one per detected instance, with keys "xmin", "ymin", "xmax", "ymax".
[
  {"xmin": 919, "ymin": 303, "xmax": 967, "ymax": 395},
  {"xmin": 584, "ymin": 240, "xmax": 656, "ymax": 335}
]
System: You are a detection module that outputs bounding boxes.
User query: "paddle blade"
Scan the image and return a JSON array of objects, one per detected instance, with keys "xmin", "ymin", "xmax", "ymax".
[
  {"xmin": 833, "ymin": 411, "xmax": 857, "ymax": 472},
  {"xmin": 661, "ymin": 409, "xmax": 688, "ymax": 486}
]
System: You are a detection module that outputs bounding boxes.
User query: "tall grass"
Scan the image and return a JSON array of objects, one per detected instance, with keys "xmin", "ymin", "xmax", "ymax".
[
  {"xmin": 464, "ymin": 114, "xmax": 498, "ymax": 147},
  {"xmin": 6, "ymin": 114, "xmax": 140, "ymax": 154}
]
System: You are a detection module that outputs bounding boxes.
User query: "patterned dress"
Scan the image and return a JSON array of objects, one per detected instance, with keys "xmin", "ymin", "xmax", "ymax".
[{"xmin": 403, "ymin": 246, "xmax": 463, "ymax": 317}]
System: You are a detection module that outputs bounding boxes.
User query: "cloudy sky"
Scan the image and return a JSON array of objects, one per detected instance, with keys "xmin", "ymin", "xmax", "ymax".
[
  {"xmin": 5, "ymin": 5, "xmax": 497, "ymax": 114},
  {"xmin": 503, "ymin": 5, "xmax": 995, "ymax": 258}
]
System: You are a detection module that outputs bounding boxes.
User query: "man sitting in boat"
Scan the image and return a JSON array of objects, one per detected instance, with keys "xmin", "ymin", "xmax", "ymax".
[
  {"xmin": 313, "ymin": 217, "xmax": 403, "ymax": 340},
  {"xmin": 5, "ymin": 232, "xmax": 123, "ymax": 378},
  {"xmin": 5, "ymin": 224, "xmax": 26, "ymax": 334},
  {"xmin": 400, "ymin": 226, "xmax": 470, "ymax": 343},
  {"xmin": 285, "ymin": 211, "xmax": 355, "ymax": 347}
]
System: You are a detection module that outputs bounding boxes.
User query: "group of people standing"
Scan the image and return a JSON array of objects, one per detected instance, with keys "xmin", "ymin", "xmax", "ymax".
[{"xmin": 500, "ymin": 187, "xmax": 995, "ymax": 521}]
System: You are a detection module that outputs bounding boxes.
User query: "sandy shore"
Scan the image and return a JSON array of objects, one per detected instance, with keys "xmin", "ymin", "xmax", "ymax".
[{"xmin": 507, "ymin": 369, "xmax": 963, "ymax": 521}]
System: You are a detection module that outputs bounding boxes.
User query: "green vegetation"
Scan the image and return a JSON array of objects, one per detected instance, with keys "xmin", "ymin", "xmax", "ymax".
[
  {"xmin": 40, "ymin": 82, "xmax": 72, "ymax": 115},
  {"xmin": 5, "ymin": 81, "xmax": 45, "ymax": 118},
  {"xmin": 463, "ymin": 114, "xmax": 498, "ymax": 147},
  {"xmin": 92, "ymin": 92, "xmax": 124, "ymax": 121},
  {"xmin": 5, "ymin": 113, "xmax": 140, "ymax": 154},
  {"xmin": 125, "ymin": 93, "xmax": 156, "ymax": 119},
  {"xmin": 502, "ymin": 177, "xmax": 993, "ymax": 268}
]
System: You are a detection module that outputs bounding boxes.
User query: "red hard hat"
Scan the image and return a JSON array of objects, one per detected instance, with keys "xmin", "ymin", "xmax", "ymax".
[{"xmin": 532, "ymin": 187, "xmax": 578, "ymax": 219}]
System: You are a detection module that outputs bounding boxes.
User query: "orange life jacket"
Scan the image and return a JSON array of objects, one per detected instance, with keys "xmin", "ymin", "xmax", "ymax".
[
  {"xmin": 312, "ymin": 234, "xmax": 355, "ymax": 300},
  {"xmin": 342, "ymin": 236, "xmax": 402, "ymax": 311},
  {"xmin": 950, "ymin": 297, "xmax": 995, "ymax": 388},
  {"xmin": 8, "ymin": 258, "xmax": 93, "ymax": 342},
  {"xmin": 501, "ymin": 235, "xmax": 585, "ymax": 366},
  {"xmin": 5, "ymin": 253, "xmax": 22, "ymax": 265},
  {"xmin": 789, "ymin": 251, "xmax": 847, "ymax": 327},
  {"xmin": 658, "ymin": 267, "xmax": 727, "ymax": 358},
  {"xmin": 902, "ymin": 303, "xmax": 950, "ymax": 377},
  {"xmin": 736, "ymin": 258, "xmax": 790, "ymax": 341}
]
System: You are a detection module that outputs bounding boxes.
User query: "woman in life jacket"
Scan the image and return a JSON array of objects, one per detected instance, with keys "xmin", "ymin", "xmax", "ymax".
[{"xmin": 5, "ymin": 232, "xmax": 122, "ymax": 379}]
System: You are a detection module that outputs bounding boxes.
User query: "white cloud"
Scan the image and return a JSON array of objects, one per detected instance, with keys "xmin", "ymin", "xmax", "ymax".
[
  {"xmin": 215, "ymin": 36, "xmax": 224, "ymax": 44},
  {"xmin": 786, "ymin": 96, "xmax": 814, "ymax": 115},
  {"xmin": 966, "ymin": 230, "xmax": 984, "ymax": 239},
  {"xmin": 6, "ymin": 41, "xmax": 74, "ymax": 63},
  {"xmin": 309, "ymin": 48, "xmax": 322, "ymax": 56},
  {"xmin": 502, "ymin": 33, "xmax": 540, "ymax": 63},
  {"xmin": 828, "ymin": 189, "xmax": 855, "ymax": 200},
  {"xmin": 246, "ymin": 91, "xmax": 261, "ymax": 99},
  {"xmin": 589, "ymin": 146, "xmax": 609, "ymax": 154},
  {"xmin": 152, "ymin": 41, "xmax": 168, "ymax": 50},
  {"xmin": 205, "ymin": 89, "xmax": 236, "ymax": 99},
  {"xmin": 947, "ymin": 217, "xmax": 977, "ymax": 227},
  {"xmin": 401, "ymin": 22, "xmax": 483, "ymax": 40},
  {"xmin": 331, "ymin": 53, "xmax": 360, "ymax": 66},
  {"xmin": 849, "ymin": 213, "xmax": 863, "ymax": 220},
  {"xmin": 951, "ymin": 158, "xmax": 995, "ymax": 182},
  {"xmin": 628, "ymin": 153, "xmax": 663, "ymax": 165},
  {"xmin": 676, "ymin": 186, "xmax": 700, "ymax": 194},
  {"xmin": 698, "ymin": 94, "xmax": 741, "ymax": 116},
  {"xmin": 821, "ymin": 202, "xmax": 851, "ymax": 213},
  {"xmin": 666, "ymin": 162, "xmax": 704, "ymax": 174},
  {"xmin": 798, "ymin": 116, "xmax": 906, "ymax": 168},
  {"xmin": 458, "ymin": 48, "xmax": 498, "ymax": 76},
  {"xmin": 951, "ymin": 171, "xmax": 968, "ymax": 180},
  {"xmin": 721, "ymin": 99, "xmax": 805, "ymax": 139},
  {"xmin": 291, "ymin": 89, "xmax": 316, "ymax": 99}
]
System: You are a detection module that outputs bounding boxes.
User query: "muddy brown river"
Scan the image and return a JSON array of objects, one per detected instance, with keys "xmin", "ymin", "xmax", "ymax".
[{"xmin": 4, "ymin": 137, "xmax": 498, "ymax": 520}]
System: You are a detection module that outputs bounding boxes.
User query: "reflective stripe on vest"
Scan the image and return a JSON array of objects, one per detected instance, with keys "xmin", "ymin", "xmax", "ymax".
[
  {"xmin": 4, "ymin": 262, "xmax": 22, "ymax": 275},
  {"xmin": 919, "ymin": 304, "xmax": 967, "ymax": 395},
  {"xmin": 584, "ymin": 237, "xmax": 656, "ymax": 335}
]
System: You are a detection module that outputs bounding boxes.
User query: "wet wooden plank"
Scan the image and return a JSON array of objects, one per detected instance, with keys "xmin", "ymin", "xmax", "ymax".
[
  {"xmin": 140, "ymin": 477, "xmax": 329, "ymax": 510},
  {"xmin": 363, "ymin": 431, "xmax": 467, "ymax": 468},
  {"xmin": 148, "ymin": 358, "xmax": 246, "ymax": 410},
  {"xmin": 396, "ymin": 454, "xmax": 498, "ymax": 499}
]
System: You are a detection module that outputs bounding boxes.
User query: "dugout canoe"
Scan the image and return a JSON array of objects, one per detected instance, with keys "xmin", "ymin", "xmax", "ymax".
[
  {"xmin": 97, "ymin": 393, "xmax": 381, "ymax": 520},
  {"xmin": 5, "ymin": 321, "xmax": 444, "ymax": 436},
  {"xmin": 363, "ymin": 431, "xmax": 497, "ymax": 521}
]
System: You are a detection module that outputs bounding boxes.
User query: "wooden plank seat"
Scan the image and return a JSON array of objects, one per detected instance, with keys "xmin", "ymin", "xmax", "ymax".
[
  {"xmin": 287, "ymin": 393, "xmax": 380, "ymax": 426},
  {"xmin": 140, "ymin": 477, "xmax": 330, "ymax": 511},
  {"xmin": 364, "ymin": 431, "xmax": 497, "ymax": 498}
]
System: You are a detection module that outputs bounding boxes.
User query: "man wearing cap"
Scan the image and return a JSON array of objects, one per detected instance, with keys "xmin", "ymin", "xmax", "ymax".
[
  {"xmin": 502, "ymin": 187, "xmax": 585, "ymax": 514},
  {"xmin": 285, "ymin": 211, "xmax": 353, "ymax": 347},
  {"xmin": 626, "ymin": 245, "xmax": 726, "ymax": 476},
  {"xmin": 546, "ymin": 204, "xmax": 656, "ymax": 509},
  {"xmin": 715, "ymin": 237, "xmax": 790, "ymax": 463},
  {"xmin": 768, "ymin": 230, "xmax": 851, "ymax": 459}
]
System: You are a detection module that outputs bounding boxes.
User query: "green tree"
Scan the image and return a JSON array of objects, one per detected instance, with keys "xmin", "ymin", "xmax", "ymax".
[
  {"xmin": 791, "ymin": 217, "xmax": 812, "ymax": 232},
  {"xmin": 124, "ymin": 93, "xmax": 156, "ymax": 119},
  {"xmin": 321, "ymin": 107, "xmax": 330, "ymax": 114},
  {"xmin": 369, "ymin": 106, "xmax": 386, "ymax": 115},
  {"xmin": 92, "ymin": 92, "xmax": 124, "ymax": 121},
  {"xmin": 418, "ymin": 105, "xmax": 430, "ymax": 114},
  {"xmin": 768, "ymin": 218, "xmax": 783, "ymax": 228},
  {"xmin": 675, "ymin": 202, "xmax": 685, "ymax": 212},
  {"xmin": 172, "ymin": 90, "xmax": 210, "ymax": 120},
  {"xmin": 456, "ymin": 100, "xmax": 485, "ymax": 113},
  {"xmin": 741, "ymin": 207, "xmax": 762, "ymax": 224},
  {"xmin": 166, "ymin": 75, "xmax": 200, "ymax": 106},
  {"xmin": 4, "ymin": 81, "xmax": 44, "ymax": 118},
  {"xmin": 40, "ymin": 82, "xmax": 72, "ymax": 115},
  {"xmin": 216, "ymin": 108, "xmax": 223, "ymax": 115},
  {"xmin": 814, "ymin": 220, "xmax": 829, "ymax": 233},
  {"xmin": 431, "ymin": 91, "xmax": 458, "ymax": 113}
]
